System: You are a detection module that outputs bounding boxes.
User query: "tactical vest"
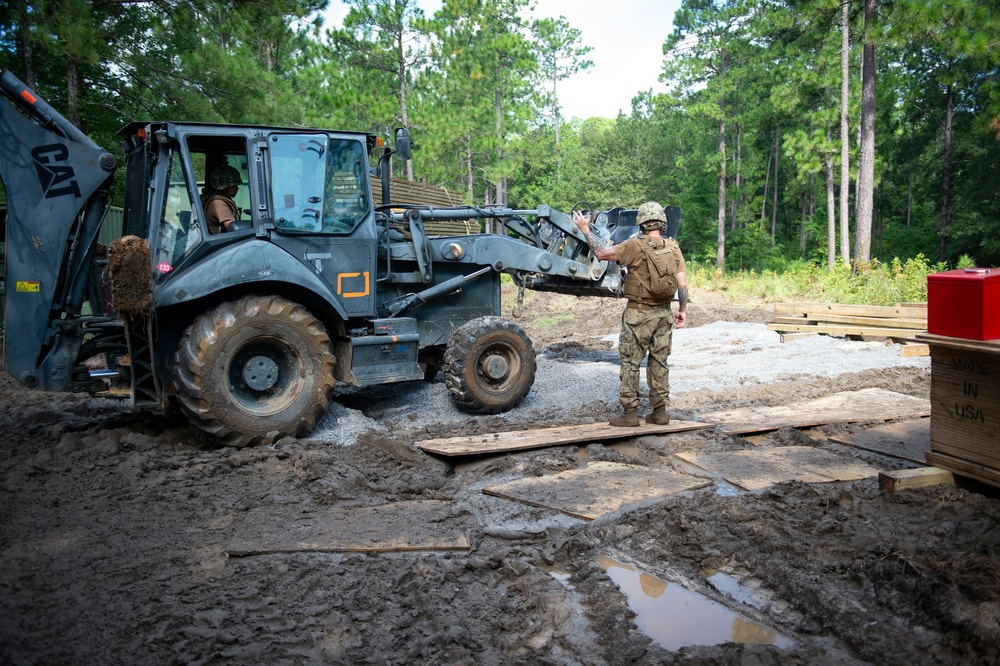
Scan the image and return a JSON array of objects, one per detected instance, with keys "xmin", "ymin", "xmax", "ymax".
[{"xmin": 623, "ymin": 236, "xmax": 680, "ymax": 305}]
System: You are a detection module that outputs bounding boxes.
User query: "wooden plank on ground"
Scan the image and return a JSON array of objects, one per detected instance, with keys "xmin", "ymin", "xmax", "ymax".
[
  {"xmin": 773, "ymin": 302, "xmax": 927, "ymax": 319},
  {"xmin": 226, "ymin": 500, "xmax": 471, "ymax": 556},
  {"xmin": 797, "ymin": 313, "xmax": 928, "ymax": 329},
  {"xmin": 767, "ymin": 323, "xmax": 920, "ymax": 339},
  {"xmin": 899, "ymin": 343, "xmax": 930, "ymax": 358},
  {"xmin": 828, "ymin": 418, "xmax": 930, "ymax": 463},
  {"xmin": 417, "ymin": 420, "xmax": 711, "ymax": 457},
  {"xmin": 483, "ymin": 461, "xmax": 711, "ymax": 520},
  {"xmin": 675, "ymin": 446, "xmax": 880, "ymax": 491},
  {"xmin": 878, "ymin": 467, "xmax": 955, "ymax": 493},
  {"xmin": 780, "ymin": 332, "xmax": 818, "ymax": 343},
  {"xmin": 701, "ymin": 388, "xmax": 930, "ymax": 434}
]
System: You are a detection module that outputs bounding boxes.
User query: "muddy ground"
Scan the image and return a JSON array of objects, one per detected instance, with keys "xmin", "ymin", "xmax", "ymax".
[{"xmin": 2, "ymin": 287, "xmax": 999, "ymax": 665}]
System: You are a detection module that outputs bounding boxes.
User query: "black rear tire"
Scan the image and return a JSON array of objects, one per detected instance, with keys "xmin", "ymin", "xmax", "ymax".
[
  {"xmin": 174, "ymin": 295, "xmax": 335, "ymax": 447},
  {"xmin": 443, "ymin": 316, "xmax": 536, "ymax": 414}
]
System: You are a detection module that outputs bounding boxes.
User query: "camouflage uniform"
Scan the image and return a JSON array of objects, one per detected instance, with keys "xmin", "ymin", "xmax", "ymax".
[{"xmin": 612, "ymin": 206, "xmax": 685, "ymax": 415}]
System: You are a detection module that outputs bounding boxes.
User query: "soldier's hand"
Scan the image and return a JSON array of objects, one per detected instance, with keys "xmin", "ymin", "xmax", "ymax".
[
  {"xmin": 675, "ymin": 311, "xmax": 687, "ymax": 328},
  {"xmin": 572, "ymin": 210, "xmax": 591, "ymax": 232}
]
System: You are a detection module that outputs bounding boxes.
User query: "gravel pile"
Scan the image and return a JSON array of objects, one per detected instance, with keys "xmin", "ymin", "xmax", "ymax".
[{"xmin": 312, "ymin": 322, "xmax": 930, "ymax": 446}]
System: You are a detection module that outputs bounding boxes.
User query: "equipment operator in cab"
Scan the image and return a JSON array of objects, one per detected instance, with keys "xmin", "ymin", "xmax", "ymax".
[{"xmin": 203, "ymin": 165, "xmax": 242, "ymax": 234}]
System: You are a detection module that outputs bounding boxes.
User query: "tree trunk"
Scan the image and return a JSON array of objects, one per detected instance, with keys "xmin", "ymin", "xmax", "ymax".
[
  {"xmin": 731, "ymin": 120, "xmax": 742, "ymax": 230},
  {"xmin": 771, "ymin": 132, "xmax": 779, "ymax": 245},
  {"xmin": 554, "ymin": 70, "xmax": 561, "ymax": 182},
  {"xmin": 495, "ymin": 84, "xmax": 506, "ymax": 210},
  {"xmin": 906, "ymin": 159, "xmax": 913, "ymax": 228},
  {"xmin": 465, "ymin": 132, "xmax": 474, "ymax": 198},
  {"xmin": 800, "ymin": 192, "xmax": 807, "ymax": 255},
  {"xmin": 939, "ymin": 82, "xmax": 953, "ymax": 262},
  {"xmin": 761, "ymin": 146, "xmax": 772, "ymax": 227},
  {"xmin": 839, "ymin": 0, "xmax": 851, "ymax": 266},
  {"xmin": 854, "ymin": 0, "xmax": 877, "ymax": 266},
  {"xmin": 826, "ymin": 149, "xmax": 836, "ymax": 273},
  {"xmin": 66, "ymin": 58, "xmax": 82, "ymax": 130},
  {"xmin": 18, "ymin": 6, "xmax": 36, "ymax": 89},
  {"xmin": 717, "ymin": 100, "xmax": 727, "ymax": 270},
  {"xmin": 397, "ymin": 33, "xmax": 414, "ymax": 181}
]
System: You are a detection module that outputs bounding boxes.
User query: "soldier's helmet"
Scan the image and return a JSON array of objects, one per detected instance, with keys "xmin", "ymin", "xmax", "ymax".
[
  {"xmin": 209, "ymin": 165, "xmax": 242, "ymax": 190},
  {"xmin": 636, "ymin": 201, "xmax": 666, "ymax": 231}
]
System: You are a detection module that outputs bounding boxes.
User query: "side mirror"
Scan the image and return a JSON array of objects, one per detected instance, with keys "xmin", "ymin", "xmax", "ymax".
[{"xmin": 394, "ymin": 127, "xmax": 412, "ymax": 161}]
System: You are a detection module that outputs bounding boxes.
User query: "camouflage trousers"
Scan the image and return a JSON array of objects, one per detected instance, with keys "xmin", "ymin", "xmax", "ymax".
[{"xmin": 617, "ymin": 305, "xmax": 674, "ymax": 412}]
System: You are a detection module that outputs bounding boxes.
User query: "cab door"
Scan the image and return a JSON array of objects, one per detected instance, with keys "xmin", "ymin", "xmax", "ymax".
[{"xmin": 268, "ymin": 133, "xmax": 376, "ymax": 318}]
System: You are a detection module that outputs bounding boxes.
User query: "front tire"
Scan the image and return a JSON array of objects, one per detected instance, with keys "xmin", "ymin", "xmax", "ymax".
[
  {"xmin": 174, "ymin": 295, "xmax": 335, "ymax": 447},
  {"xmin": 443, "ymin": 316, "xmax": 536, "ymax": 414}
]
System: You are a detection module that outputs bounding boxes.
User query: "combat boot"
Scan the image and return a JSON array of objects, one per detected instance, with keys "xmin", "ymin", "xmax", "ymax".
[
  {"xmin": 609, "ymin": 410, "xmax": 640, "ymax": 427},
  {"xmin": 646, "ymin": 408, "xmax": 671, "ymax": 425}
]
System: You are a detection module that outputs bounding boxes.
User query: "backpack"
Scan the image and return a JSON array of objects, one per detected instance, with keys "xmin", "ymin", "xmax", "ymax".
[{"xmin": 637, "ymin": 237, "xmax": 679, "ymax": 301}]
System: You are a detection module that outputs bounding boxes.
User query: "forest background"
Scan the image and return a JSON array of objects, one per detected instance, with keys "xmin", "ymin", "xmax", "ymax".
[{"xmin": 2, "ymin": 0, "xmax": 1000, "ymax": 300}]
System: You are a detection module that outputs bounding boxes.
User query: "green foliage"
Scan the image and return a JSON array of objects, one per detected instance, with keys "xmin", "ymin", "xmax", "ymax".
[
  {"xmin": 3, "ymin": 0, "xmax": 1000, "ymax": 271},
  {"xmin": 956, "ymin": 254, "xmax": 977, "ymax": 269},
  {"xmin": 688, "ymin": 253, "xmax": 948, "ymax": 306}
]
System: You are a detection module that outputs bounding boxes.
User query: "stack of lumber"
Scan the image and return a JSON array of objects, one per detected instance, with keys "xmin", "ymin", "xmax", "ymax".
[
  {"xmin": 769, "ymin": 302, "xmax": 929, "ymax": 356},
  {"xmin": 376, "ymin": 178, "xmax": 479, "ymax": 236}
]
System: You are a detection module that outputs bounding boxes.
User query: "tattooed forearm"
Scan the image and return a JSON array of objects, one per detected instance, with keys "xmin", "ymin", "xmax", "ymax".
[
  {"xmin": 585, "ymin": 231, "xmax": 608, "ymax": 255},
  {"xmin": 677, "ymin": 286, "xmax": 689, "ymax": 313}
]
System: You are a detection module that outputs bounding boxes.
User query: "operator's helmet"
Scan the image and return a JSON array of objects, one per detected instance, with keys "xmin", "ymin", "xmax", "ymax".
[
  {"xmin": 209, "ymin": 165, "xmax": 242, "ymax": 190},
  {"xmin": 636, "ymin": 201, "xmax": 666, "ymax": 231}
]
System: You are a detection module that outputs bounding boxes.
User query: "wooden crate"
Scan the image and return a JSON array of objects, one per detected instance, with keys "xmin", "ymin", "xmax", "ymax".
[{"xmin": 918, "ymin": 333, "xmax": 1000, "ymax": 486}]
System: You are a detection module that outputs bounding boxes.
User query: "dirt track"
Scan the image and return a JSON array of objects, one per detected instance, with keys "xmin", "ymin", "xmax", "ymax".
[{"xmin": 2, "ymin": 287, "xmax": 999, "ymax": 665}]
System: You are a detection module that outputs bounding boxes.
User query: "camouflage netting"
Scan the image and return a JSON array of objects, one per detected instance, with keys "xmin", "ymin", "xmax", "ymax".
[{"xmin": 108, "ymin": 235, "xmax": 153, "ymax": 317}]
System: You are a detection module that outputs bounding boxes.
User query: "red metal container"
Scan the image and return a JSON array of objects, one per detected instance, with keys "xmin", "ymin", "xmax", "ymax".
[{"xmin": 927, "ymin": 268, "xmax": 1000, "ymax": 340}]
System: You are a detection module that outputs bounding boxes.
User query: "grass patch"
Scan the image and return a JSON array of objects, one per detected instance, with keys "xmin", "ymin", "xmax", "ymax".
[
  {"xmin": 689, "ymin": 254, "xmax": 946, "ymax": 307},
  {"xmin": 528, "ymin": 314, "xmax": 575, "ymax": 327}
]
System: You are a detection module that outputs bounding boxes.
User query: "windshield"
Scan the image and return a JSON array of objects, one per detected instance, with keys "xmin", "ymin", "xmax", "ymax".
[{"xmin": 270, "ymin": 135, "xmax": 369, "ymax": 234}]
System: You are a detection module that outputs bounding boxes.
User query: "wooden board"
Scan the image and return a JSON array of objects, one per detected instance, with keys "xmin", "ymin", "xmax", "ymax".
[
  {"xmin": 779, "ymin": 332, "xmax": 818, "ymax": 343},
  {"xmin": 927, "ymin": 344, "xmax": 1000, "ymax": 465},
  {"xmin": 802, "ymin": 313, "xmax": 926, "ymax": 329},
  {"xmin": 916, "ymin": 332, "xmax": 1000, "ymax": 354},
  {"xmin": 828, "ymin": 418, "xmax": 930, "ymax": 464},
  {"xmin": 927, "ymin": 451, "xmax": 1000, "ymax": 488},
  {"xmin": 899, "ymin": 343, "xmax": 930, "ymax": 358},
  {"xmin": 767, "ymin": 323, "xmax": 920, "ymax": 339},
  {"xmin": 483, "ymin": 461, "xmax": 711, "ymax": 520},
  {"xmin": 773, "ymin": 302, "xmax": 928, "ymax": 320},
  {"xmin": 417, "ymin": 420, "xmax": 712, "ymax": 457},
  {"xmin": 226, "ymin": 500, "xmax": 471, "ymax": 556},
  {"xmin": 926, "ymin": 450, "xmax": 1000, "ymax": 489},
  {"xmin": 878, "ymin": 467, "xmax": 955, "ymax": 493},
  {"xmin": 701, "ymin": 388, "xmax": 930, "ymax": 434},
  {"xmin": 773, "ymin": 314, "xmax": 927, "ymax": 329},
  {"xmin": 675, "ymin": 446, "xmax": 881, "ymax": 491}
]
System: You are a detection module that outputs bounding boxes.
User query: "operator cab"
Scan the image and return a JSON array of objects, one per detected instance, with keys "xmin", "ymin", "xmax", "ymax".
[{"xmin": 116, "ymin": 122, "xmax": 377, "ymax": 279}]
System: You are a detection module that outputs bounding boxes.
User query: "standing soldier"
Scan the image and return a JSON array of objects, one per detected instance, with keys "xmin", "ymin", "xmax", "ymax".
[{"xmin": 573, "ymin": 202, "xmax": 688, "ymax": 426}]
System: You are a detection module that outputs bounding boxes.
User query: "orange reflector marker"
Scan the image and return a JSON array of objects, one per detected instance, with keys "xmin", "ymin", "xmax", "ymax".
[
  {"xmin": 137, "ymin": 127, "xmax": 147, "ymax": 140},
  {"xmin": 377, "ymin": 137, "xmax": 383, "ymax": 147},
  {"xmin": 20, "ymin": 90, "xmax": 36, "ymax": 104}
]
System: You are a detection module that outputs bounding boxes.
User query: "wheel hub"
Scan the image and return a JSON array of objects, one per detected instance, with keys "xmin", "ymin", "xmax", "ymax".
[
  {"xmin": 482, "ymin": 353, "xmax": 509, "ymax": 381},
  {"xmin": 243, "ymin": 355, "xmax": 280, "ymax": 391}
]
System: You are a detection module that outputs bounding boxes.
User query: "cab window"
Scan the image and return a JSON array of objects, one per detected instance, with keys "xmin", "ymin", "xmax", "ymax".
[
  {"xmin": 271, "ymin": 134, "xmax": 326, "ymax": 232},
  {"xmin": 270, "ymin": 135, "xmax": 370, "ymax": 234},
  {"xmin": 155, "ymin": 151, "xmax": 202, "ymax": 270},
  {"xmin": 322, "ymin": 140, "xmax": 369, "ymax": 234}
]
